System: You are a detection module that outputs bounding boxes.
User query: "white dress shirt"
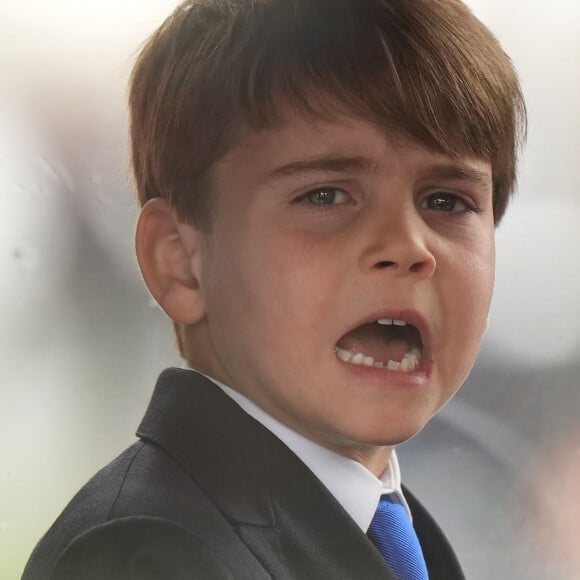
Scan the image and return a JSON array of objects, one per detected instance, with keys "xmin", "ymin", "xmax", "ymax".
[{"xmin": 199, "ymin": 371, "xmax": 412, "ymax": 532}]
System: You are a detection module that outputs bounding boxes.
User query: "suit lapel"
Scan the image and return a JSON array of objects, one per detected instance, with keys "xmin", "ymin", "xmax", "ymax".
[
  {"xmin": 234, "ymin": 434, "xmax": 397, "ymax": 580},
  {"xmin": 137, "ymin": 368, "xmax": 396, "ymax": 579},
  {"xmin": 137, "ymin": 368, "xmax": 275, "ymax": 526}
]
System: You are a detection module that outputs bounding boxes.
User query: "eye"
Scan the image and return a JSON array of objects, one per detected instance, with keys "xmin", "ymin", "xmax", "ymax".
[
  {"xmin": 420, "ymin": 192, "xmax": 471, "ymax": 213},
  {"xmin": 303, "ymin": 187, "xmax": 350, "ymax": 206}
]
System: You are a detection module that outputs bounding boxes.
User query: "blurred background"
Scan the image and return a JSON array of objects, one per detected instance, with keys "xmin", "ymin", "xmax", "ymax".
[{"xmin": 1, "ymin": 1, "xmax": 578, "ymax": 578}]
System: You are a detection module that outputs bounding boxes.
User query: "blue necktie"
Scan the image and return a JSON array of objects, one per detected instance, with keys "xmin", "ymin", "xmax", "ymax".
[{"xmin": 367, "ymin": 494, "xmax": 429, "ymax": 580}]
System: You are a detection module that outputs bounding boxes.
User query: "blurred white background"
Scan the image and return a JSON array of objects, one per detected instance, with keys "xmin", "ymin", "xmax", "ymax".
[{"xmin": 1, "ymin": 2, "xmax": 579, "ymax": 578}]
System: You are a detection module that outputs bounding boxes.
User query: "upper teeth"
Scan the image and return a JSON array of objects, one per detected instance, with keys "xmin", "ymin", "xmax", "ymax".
[{"xmin": 377, "ymin": 319, "xmax": 407, "ymax": 326}]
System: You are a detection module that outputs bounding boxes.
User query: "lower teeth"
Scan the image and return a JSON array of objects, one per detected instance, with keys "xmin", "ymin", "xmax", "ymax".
[{"xmin": 335, "ymin": 346, "xmax": 421, "ymax": 373}]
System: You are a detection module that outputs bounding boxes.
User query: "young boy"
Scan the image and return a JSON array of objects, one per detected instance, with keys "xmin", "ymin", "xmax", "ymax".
[{"xmin": 24, "ymin": 0, "xmax": 526, "ymax": 578}]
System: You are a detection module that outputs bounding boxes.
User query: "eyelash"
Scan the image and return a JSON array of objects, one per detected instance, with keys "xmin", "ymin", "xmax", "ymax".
[
  {"xmin": 298, "ymin": 187, "xmax": 351, "ymax": 208},
  {"xmin": 420, "ymin": 192, "xmax": 479, "ymax": 215},
  {"xmin": 297, "ymin": 187, "xmax": 479, "ymax": 216}
]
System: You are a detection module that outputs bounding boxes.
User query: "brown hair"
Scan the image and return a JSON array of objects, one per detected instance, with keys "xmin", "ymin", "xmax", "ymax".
[{"xmin": 129, "ymin": 0, "xmax": 526, "ymax": 361}]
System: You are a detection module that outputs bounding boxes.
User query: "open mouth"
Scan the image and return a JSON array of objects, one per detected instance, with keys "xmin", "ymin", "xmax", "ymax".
[{"xmin": 335, "ymin": 318, "xmax": 424, "ymax": 373}]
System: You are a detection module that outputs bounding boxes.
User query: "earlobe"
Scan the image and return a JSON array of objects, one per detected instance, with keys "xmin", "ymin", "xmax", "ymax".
[{"xmin": 135, "ymin": 198, "xmax": 205, "ymax": 324}]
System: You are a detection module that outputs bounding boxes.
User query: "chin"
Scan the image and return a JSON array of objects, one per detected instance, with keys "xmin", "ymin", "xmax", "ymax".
[{"xmin": 339, "ymin": 413, "xmax": 432, "ymax": 449}]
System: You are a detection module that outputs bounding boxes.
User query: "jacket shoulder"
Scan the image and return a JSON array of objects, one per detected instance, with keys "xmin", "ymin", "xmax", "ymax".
[
  {"xmin": 23, "ymin": 442, "xmax": 147, "ymax": 579},
  {"xmin": 47, "ymin": 516, "xmax": 234, "ymax": 580},
  {"xmin": 23, "ymin": 440, "xmax": 266, "ymax": 580}
]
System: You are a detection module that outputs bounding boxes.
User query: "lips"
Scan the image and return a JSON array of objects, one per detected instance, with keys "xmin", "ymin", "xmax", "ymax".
[{"xmin": 334, "ymin": 311, "xmax": 430, "ymax": 373}]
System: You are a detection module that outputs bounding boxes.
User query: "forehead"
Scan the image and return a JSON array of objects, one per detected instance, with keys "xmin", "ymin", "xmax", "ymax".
[{"xmin": 211, "ymin": 110, "xmax": 492, "ymax": 191}]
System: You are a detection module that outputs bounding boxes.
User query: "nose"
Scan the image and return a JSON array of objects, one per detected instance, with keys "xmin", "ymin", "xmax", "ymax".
[{"xmin": 360, "ymin": 213, "xmax": 437, "ymax": 278}]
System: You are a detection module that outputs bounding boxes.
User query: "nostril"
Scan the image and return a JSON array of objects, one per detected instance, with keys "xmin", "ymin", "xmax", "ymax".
[
  {"xmin": 410, "ymin": 258, "xmax": 436, "ymax": 274},
  {"xmin": 376, "ymin": 261, "xmax": 396, "ymax": 269}
]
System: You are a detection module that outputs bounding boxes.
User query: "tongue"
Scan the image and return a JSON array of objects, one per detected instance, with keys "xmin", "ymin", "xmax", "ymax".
[{"xmin": 337, "ymin": 323, "xmax": 411, "ymax": 362}]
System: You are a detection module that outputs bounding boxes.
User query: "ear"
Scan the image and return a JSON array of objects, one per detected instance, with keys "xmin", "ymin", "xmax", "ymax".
[{"xmin": 135, "ymin": 198, "xmax": 205, "ymax": 324}]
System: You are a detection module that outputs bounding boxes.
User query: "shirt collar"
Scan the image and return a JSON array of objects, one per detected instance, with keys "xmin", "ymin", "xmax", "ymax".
[{"xmin": 198, "ymin": 370, "xmax": 412, "ymax": 531}]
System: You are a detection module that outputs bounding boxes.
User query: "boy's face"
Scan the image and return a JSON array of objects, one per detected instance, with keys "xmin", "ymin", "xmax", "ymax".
[{"xmin": 190, "ymin": 110, "xmax": 495, "ymax": 465}]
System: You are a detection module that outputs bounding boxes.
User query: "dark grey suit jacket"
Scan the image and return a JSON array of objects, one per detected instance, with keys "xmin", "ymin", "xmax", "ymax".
[{"xmin": 23, "ymin": 368, "xmax": 464, "ymax": 579}]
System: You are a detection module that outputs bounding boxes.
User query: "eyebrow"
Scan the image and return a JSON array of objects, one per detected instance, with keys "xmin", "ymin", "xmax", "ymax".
[
  {"xmin": 266, "ymin": 155, "xmax": 492, "ymax": 190},
  {"xmin": 422, "ymin": 163, "xmax": 492, "ymax": 191},
  {"xmin": 267, "ymin": 155, "xmax": 379, "ymax": 178}
]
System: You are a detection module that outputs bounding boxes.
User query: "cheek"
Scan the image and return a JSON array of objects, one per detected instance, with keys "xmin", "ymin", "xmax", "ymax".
[
  {"xmin": 454, "ymin": 229, "xmax": 495, "ymax": 300},
  {"xmin": 471, "ymin": 240, "xmax": 496, "ymax": 314},
  {"xmin": 436, "ymin": 229, "xmax": 493, "ymax": 319},
  {"xmin": 445, "ymin": 244, "xmax": 495, "ymax": 359},
  {"xmin": 202, "ymin": 228, "xmax": 327, "ymax": 346}
]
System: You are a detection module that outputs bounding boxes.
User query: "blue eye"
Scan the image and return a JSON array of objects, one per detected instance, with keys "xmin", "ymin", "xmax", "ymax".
[
  {"xmin": 421, "ymin": 193, "xmax": 469, "ymax": 213},
  {"xmin": 304, "ymin": 187, "xmax": 350, "ymax": 206}
]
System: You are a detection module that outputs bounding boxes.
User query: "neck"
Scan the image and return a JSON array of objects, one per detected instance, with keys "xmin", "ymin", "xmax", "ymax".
[{"xmin": 325, "ymin": 443, "xmax": 394, "ymax": 478}]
